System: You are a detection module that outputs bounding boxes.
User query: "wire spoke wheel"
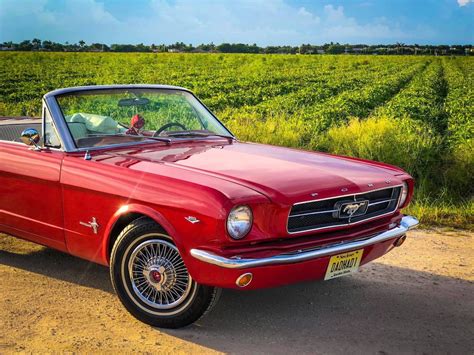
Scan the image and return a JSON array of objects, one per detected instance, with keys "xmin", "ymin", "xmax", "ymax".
[
  {"xmin": 111, "ymin": 218, "xmax": 221, "ymax": 328},
  {"xmin": 128, "ymin": 239, "xmax": 192, "ymax": 310}
]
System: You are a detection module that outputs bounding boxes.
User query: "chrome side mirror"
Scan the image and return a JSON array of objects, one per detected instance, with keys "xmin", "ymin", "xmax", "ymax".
[{"xmin": 21, "ymin": 128, "xmax": 41, "ymax": 150}]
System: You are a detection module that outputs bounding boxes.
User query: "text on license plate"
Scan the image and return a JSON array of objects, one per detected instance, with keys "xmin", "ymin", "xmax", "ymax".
[{"xmin": 324, "ymin": 249, "xmax": 364, "ymax": 280}]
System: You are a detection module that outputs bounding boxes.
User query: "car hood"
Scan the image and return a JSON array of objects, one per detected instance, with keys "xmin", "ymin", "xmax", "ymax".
[{"xmin": 103, "ymin": 141, "xmax": 407, "ymax": 204}]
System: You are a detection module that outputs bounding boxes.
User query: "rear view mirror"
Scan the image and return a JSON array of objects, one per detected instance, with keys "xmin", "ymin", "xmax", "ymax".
[
  {"xmin": 21, "ymin": 128, "xmax": 41, "ymax": 150},
  {"xmin": 118, "ymin": 98, "xmax": 150, "ymax": 107}
]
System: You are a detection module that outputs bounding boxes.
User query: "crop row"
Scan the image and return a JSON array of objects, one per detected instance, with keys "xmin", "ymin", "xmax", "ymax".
[
  {"xmin": 199, "ymin": 56, "xmax": 424, "ymax": 110},
  {"xmin": 373, "ymin": 59, "xmax": 447, "ymax": 132},
  {"xmin": 219, "ymin": 60, "xmax": 428, "ymax": 134},
  {"xmin": 443, "ymin": 57, "xmax": 473, "ymax": 145}
]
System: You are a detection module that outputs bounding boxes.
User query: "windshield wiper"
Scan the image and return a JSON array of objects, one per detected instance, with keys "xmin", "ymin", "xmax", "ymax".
[
  {"xmin": 87, "ymin": 133, "xmax": 172, "ymax": 145},
  {"xmin": 146, "ymin": 136, "xmax": 172, "ymax": 144},
  {"xmin": 165, "ymin": 132, "xmax": 235, "ymax": 141}
]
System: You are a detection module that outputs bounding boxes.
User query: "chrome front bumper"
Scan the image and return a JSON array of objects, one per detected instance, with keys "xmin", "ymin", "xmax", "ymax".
[{"xmin": 190, "ymin": 215, "xmax": 419, "ymax": 269}]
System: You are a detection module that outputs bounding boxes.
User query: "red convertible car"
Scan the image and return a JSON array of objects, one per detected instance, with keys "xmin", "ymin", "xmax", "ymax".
[{"xmin": 0, "ymin": 85, "xmax": 418, "ymax": 328}]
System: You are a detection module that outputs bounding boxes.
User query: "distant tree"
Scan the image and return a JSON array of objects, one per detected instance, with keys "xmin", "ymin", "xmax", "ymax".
[
  {"xmin": 39, "ymin": 40, "xmax": 64, "ymax": 51},
  {"xmin": 2, "ymin": 41, "xmax": 15, "ymax": 49},
  {"xmin": 2, "ymin": 38, "xmax": 469, "ymax": 56},
  {"xmin": 89, "ymin": 43, "xmax": 109, "ymax": 51},
  {"xmin": 135, "ymin": 43, "xmax": 151, "ymax": 52},
  {"xmin": 18, "ymin": 40, "xmax": 33, "ymax": 51},
  {"xmin": 42, "ymin": 40, "xmax": 53, "ymax": 51},
  {"xmin": 111, "ymin": 44, "xmax": 138, "ymax": 52},
  {"xmin": 264, "ymin": 46, "xmax": 279, "ymax": 54},
  {"xmin": 217, "ymin": 43, "xmax": 261, "ymax": 53},
  {"xmin": 300, "ymin": 44, "xmax": 321, "ymax": 54},
  {"xmin": 327, "ymin": 43, "xmax": 345, "ymax": 54},
  {"xmin": 31, "ymin": 38, "xmax": 42, "ymax": 50},
  {"xmin": 197, "ymin": 43, "xmax": 216, "ymax": 51},
  {"xmin": 395, "ymin": 42, "xmax": 404, "ymax": 54},
  {"xmin": 216, "ymin": 43, "xmax": 231, "ymax": 52}
]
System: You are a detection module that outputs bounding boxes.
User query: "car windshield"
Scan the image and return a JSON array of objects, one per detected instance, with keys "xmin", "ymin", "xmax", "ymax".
[{"xmin": 55, "ymin": 88, "xmax": 232, "ymax": 149}]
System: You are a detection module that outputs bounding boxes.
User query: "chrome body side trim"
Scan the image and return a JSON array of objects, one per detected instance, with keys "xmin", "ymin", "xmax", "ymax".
[{"xmin": 190, "ymin": 215, "xmax": 419, "ymax": 269}]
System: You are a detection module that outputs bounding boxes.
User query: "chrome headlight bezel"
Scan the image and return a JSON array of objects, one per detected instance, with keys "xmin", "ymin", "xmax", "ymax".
[
  {"xmin": 398, "ymin": 181, "xmax": 409, "ymax": 208},
  {"xmin": 226, "ymin": 205, "xmax": 253, "ymax": 240}
]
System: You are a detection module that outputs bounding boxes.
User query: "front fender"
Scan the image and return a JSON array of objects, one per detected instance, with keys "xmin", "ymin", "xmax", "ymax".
[{"xmin": 102, "ymin": 203, "xmax": 180, "ymax": 265}]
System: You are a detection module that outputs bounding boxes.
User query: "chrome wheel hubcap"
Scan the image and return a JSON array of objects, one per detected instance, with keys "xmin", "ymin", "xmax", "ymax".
[{"xmin": 128, "ymin": 239, "xmax": 192, "ymax": 310}]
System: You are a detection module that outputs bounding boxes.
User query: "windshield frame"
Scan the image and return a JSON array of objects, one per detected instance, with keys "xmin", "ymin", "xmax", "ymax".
[{"xmin": 44, "ymin": 85, "xmax": 235, "ymax": 152}]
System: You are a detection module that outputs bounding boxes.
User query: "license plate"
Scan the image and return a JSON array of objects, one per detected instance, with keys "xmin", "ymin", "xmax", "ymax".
[{"xmin": 324, "ymin": 249, "xmax": 363, "ymax": 280}]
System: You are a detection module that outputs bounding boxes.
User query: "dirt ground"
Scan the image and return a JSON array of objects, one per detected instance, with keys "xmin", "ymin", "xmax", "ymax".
[{"xmin": 1, "ymin": 229, "xmax": 473, "ymax": 354}]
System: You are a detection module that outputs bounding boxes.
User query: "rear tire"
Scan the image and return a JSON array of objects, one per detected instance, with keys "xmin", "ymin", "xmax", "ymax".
[{"xmin": 110, "ymin": 217, "xmax": 220, "ymax": 328}]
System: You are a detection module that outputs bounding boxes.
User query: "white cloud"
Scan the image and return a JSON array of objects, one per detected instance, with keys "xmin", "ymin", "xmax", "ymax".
[
  {"xmin": 0, "ymin": 0, "xmax": 120, "ymax": 43},
  {"xmin": 318, "ymin": 5, "xmax": 408, "ymax": 42},
  {"xmin": 324, "ymin": 4, "xmax": 346, "ymax": 22},
  {"xmin": 457, "ymin": 0, "xmax": 472, "ymax": 6},
  {"xmin": 141, "ymin": 0, "xmax": 321, "ymax": 45}
]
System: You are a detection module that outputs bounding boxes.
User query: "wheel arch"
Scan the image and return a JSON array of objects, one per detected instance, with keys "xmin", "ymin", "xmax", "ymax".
[{"xmin": 102, "ymin": 204, "xmax": 179, "ymax": 265}]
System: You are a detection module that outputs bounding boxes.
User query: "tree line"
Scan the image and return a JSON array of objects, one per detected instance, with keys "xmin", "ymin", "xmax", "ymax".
[{"xmin": 1, "ymin": 39, "xmax": 472, "ymax": 55}]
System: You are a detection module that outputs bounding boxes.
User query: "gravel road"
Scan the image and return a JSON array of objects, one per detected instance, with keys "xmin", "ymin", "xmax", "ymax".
[{"xmin": 1, "ymin": 229, "xmax": 473, "ymax": 354}]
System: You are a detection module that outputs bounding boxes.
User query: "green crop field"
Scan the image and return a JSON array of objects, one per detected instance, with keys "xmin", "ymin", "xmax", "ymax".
[{"xmin": 1, "ymin": 52, "xmax": 473, "ymax": 229}]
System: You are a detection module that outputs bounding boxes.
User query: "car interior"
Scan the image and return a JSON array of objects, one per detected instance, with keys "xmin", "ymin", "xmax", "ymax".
[
  {"xmin": 0, "ymin": 114, "xmax": 128, "ymax": 146},
  {"xmin": 0, "ymin": 117, "xmax": 42, "ymax": 143},
  {"xmin": 65, "ymin": 113, "xmax": 126, "ymax": 140}
]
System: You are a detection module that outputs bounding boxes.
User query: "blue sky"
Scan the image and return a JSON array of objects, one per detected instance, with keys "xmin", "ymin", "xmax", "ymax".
[{"xmin": 0, "ymin": 0, "xmax": 473, "ymax": 45}]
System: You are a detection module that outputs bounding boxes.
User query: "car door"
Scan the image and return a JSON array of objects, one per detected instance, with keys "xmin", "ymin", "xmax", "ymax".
[{"xmin": 0, "ymin": 140, "xmax": 66, "ymax": 251}]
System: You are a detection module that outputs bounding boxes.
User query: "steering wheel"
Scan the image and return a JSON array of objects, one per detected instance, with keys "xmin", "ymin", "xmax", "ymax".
[{"xmin": 153, "ymin": 122, "xmax": 187, "ymax": 137}]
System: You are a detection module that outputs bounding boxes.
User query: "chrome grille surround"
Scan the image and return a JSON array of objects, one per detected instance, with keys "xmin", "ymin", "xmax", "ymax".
[{"xmin": 287, "ymin": 185, "xmax": 402, "ymax": 234}]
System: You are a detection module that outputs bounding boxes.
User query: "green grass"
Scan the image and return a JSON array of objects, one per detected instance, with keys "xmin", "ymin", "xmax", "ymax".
[
  {"xmin": 406, "ymin": 200, "xmax": 474, "ymax": 231},
  {"xmin": 0, "ymin": 52, "xmax": 472, "ymax": 229}
]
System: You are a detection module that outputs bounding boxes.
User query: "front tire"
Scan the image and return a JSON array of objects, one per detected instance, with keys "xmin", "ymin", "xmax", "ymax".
[{"xmin": 110, "ymin": 217, "xmax": 220, "ymax": 328}]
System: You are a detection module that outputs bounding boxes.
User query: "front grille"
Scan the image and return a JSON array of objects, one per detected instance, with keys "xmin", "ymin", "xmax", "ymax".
[{"xmin": 288, "ymin": 186, "xmax": 401, "ymax": 233}]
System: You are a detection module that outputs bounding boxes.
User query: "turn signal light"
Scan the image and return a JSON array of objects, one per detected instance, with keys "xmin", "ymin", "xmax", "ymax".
[{"xmin": 236, "ymin": 273, "xmax": 253, "ymax": 287}]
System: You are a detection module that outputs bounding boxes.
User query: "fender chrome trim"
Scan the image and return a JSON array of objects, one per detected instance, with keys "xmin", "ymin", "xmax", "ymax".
[{"xmin": 190, "ymin": 215, "xmax": 419, "ymax": 269}]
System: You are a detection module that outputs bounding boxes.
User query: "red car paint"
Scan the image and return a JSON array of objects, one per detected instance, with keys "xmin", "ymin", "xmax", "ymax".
[{"xmin": 0, "ymin": 134, "xmax": 413, "ymax": 289}]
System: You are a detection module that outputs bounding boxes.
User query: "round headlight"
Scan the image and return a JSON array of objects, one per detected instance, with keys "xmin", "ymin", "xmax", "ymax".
[
  {"xmin": 227, "ymin": 205, "xmax": 253, "ymax": 240},
  {"xmin": 398, "ymin": 181, "xmax": 409, "ymax": 208}
]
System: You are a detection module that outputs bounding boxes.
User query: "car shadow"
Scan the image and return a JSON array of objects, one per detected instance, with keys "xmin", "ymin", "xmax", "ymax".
[
  {"xmin": 169, "ymin": 270, "xmax": 473, "ymax": 354},
  {"xmin": 1, "ymin": 234, "xmax": 473, "ymax": 354},
  {"xmin": 0, "ymin": 240, "xmax": 113, "ymax": 293}
]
